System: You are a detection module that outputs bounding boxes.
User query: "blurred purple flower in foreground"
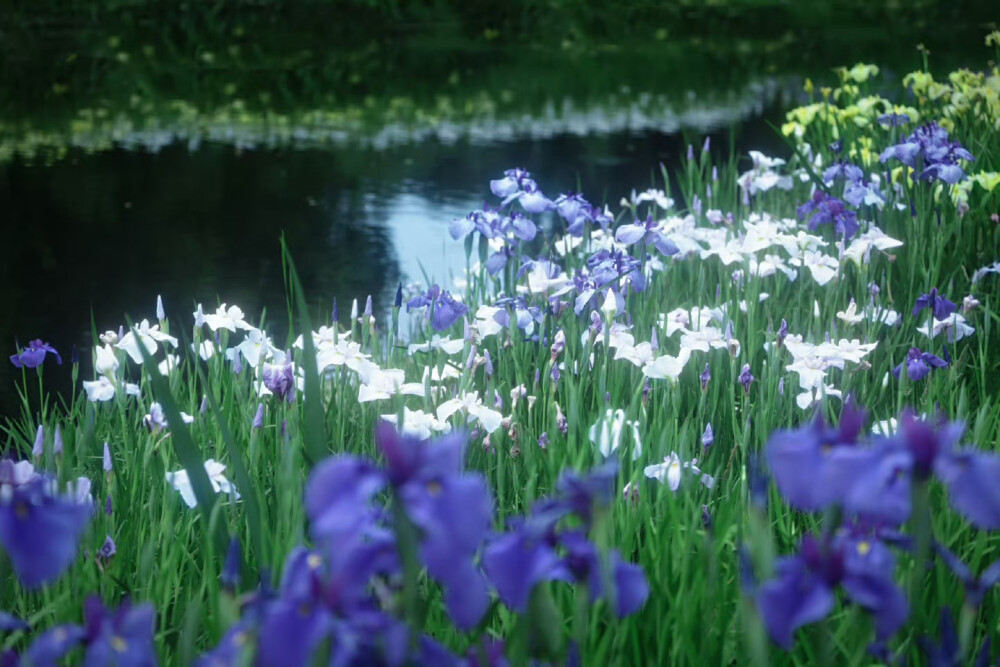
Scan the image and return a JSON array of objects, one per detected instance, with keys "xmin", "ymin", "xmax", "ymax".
[{"xmin": 0, "ymin": 472, "xmax": 92, "ymax": 588}]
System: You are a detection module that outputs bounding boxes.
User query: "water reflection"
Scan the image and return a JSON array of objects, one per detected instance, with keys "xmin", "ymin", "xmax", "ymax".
[{"xmin": 2, "ymin": 79, "xmax": 784, "ymax": 164}]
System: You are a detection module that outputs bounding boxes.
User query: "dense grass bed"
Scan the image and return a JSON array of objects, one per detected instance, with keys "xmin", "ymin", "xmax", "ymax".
[{"xmin": 2, "ymin": 35, "xmax": 999, "ymax": 666}]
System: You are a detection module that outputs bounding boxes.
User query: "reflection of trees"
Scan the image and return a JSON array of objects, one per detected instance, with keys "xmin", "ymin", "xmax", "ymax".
[{"xmin": 0, "ymin": 145, "xmax": 400, "ymax": 420}]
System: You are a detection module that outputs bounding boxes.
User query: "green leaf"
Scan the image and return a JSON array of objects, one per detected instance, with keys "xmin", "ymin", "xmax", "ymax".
[{"xmin": 280, "ymin": 235, "xmax": 328, "ymax": 466}]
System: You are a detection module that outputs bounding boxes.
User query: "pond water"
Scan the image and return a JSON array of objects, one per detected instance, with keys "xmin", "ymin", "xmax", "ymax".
[{"xmin": 0, "ymin": 13, "xmax": 992, "ymax": 420}]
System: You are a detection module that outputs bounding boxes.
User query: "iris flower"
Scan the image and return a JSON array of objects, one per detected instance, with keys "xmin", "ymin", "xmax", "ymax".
[
  {"xmin": 912, "ymin": 288, "xmax": 958, "ymax": 320},
  {"xmin": 407, "ymin": 284, "xmax": 469, "ymax": 332},
  {"xmin": 643, "ymin": 452, "xmax": 714, "ymax": 492},
  {"xmin": 115, "ymin": 320, "xmax": 178, "ymax": 365},
  {"xmin": 614, "ymin": 214, "xmax": 680, "ymax": 256},
  {"xmin": 757, "ymin": 533, "xmax": 907, "ymax": 648},
  {"xmin": 588, "ymin": 409, "xmax": 643, "ymax": 460},
  {"xmin": 0, "ymin": 476, "xmax": 93, "ymax": 588},
  {"xmin": 796, "ymin": 191, "xmax": 859, "ymax": 240},
  {"xmin": 165, "ymin": 460, "xmax": 240, "ymax": 508},
  {"xmin": 10, "ymin": 339, "xmax": 62, "ymax": 369},
  {"xmin": 879, "ymin": 121, "xmax": 974, "ymax": 184},
  {"xmin": 891, "ymin": 347, "xmax": 948, "ymax": 381}
]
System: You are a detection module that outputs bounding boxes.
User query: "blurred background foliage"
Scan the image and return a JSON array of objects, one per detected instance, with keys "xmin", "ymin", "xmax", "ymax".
[{"xmin": 2, "ymin": 0, "xmax": 996, "ymax": 121}]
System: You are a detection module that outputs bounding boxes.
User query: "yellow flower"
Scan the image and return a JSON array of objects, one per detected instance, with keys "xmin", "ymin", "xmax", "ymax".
[
  {"xmin": 973, "ymin": 172, "xmax": 1000, "ymax": 193},
  {"xmin": 781, "ymin": 121, "xmax": 805, "ymax": 138},
  {"xmin": 904, "ymin": 71, "xmax": 934, "ymax": 95}
]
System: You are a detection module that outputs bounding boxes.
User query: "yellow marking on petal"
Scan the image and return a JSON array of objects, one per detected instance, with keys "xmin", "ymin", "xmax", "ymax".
[
  {"xmin": 426, "ymin": 480, "xmax": 443, "ymax": 496},
  {"xmin": 857, "ymin": 541, "xmax": 871, "ymax": 556},
  {"xmin": 307, "ymin": 553, "xmax": 322, "ymax": 569},
  {"xmin": 112, "ymin": 636, "xmax": 128, "ymax": 653}
]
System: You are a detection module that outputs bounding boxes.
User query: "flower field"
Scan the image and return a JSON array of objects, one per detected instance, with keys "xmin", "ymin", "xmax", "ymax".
[{"xmin": 2, "ymin": 37, "xmax": 1000, "ymax": 666}]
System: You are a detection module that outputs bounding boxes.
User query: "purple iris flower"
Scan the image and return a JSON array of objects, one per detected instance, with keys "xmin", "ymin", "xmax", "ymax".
[
  {"xmin": 766, "ymin": 404, "xmax": 868, "ymax": 512},
  {"xmin": 796, "ymin": 190, "xmax": 860, "ymax": 240},
  {"xmin": 738, "ymin": 364, "xmax": 755, "ymax": 395},
  {"xmin": 450, "ymin": 206, "xmax": 537, "ymax": 244},
  {"xmin": 554, "ymin": 460, "xmax": 618, "ymax": 527},
  {"xmin": 823, "ymin": 412, "xmax": 1000, "ymax": 529},
  {"xmin": 251, "ymin": 403, "xmax": 264, "ymax": 429},
  {"xmin": 261, "ymin": 361, "xmax": 296, "ymax": 403},
  {"xmin": 892, "ymin": 347, "xmax": 948, "ymax": 382},
  {"xmin": 489, "ymin": 168, "xmax": 553, "ymax": 213},
  {"xmin": 71, "ymin": 596, "xmax": 157, "ymax": 667},
  {"xmin": 823, "ymin": 160, "xmax": 864, "ymax": 185},
  {"xmin": 221, "ymin": 537, "xmax": 242, "ymax": 591},
  {"xmin": 506, "ymin": 180, "xmax": 554, "ymax": 214},
  {"xmin": 912, "ymin": 288, "xmax": 958, "ymax": 320},
  {"xmin": 879, "ymin": 121, "xmax": 974, "ymax": 184},
  {"xmin": 484, "ymin": 461, "xmax": 648, "ymax": 619},
  {"xmin": 877, "ymin": 112, "xmax": 910, "ymax": 128},
  {"xmin": 560, "ymin": 531, "xmax": 649, "ymax": 618},
  {"xmin": 0, "ymin": 611, "xmax": 28, "ymax": 632},
  {"xmin": 375, "ymin": 425, "xmax": 493, "ymax": 630},
  {"xmin": 702, "ymin": 423, "xmax": 714, "ymax": 448},
  {"xmin": 193, "ymin": 623, "xmax": 254, "ymax": 667},
  {"xmin": 491, "ymin": 295, "xmax": 543, "ymax": 333},
  {"xmin": 0, "ymin": 476, "xmax": 92, "ymax": 588},
  {"xmin": 555, "ymin": 192, "xmax": 594, "ymax": 235},
  {"xmin": 103, "ymin": 442, "xmax": 113, "ymax": 476},
  {"xmin": 917, "ymin": 607, "xmax": 964, "ymax": 667},
  {"xmin": 700, "ymin": 363, "xmax": 711, "ymax": 391},
  {"xmin": 97, "ymin": 535, "xmax": 116, "ymax": 562},
  {"xmin": 483, "ymin": 512, "xmax": 569, "ymax": 612},
  {"xmin": 586, "ymin": 248, "xmax": 646, "ymax": 292},
  {"xmin": 776, "ymin": 319, "xmax": 788, "ymax": 347},
  {"xmin": 843, "ymin": 178, "xmax": 885, "ymax": 208},
  {"xmin": 484, "ymin": 245, "xmax": 515, "ymax": 276},
  {"xmin": 407, "ymin": 284, "xmax": 469, "ymax": 332},
  {"xmin": 490, "ymin": 167, "xmax": 534, "ymax": 198},
  {"xmin": 614, "ymin": 214, "xmax": 680, "ymax": 257},
  {"xmin": 306, "ymin": 457, "xmax": 386, "ymax": 545},
  {"xmin": 9, "ymin": 339, "xmax": 62, "ymax": 369},
  {"xmin": 88, "ymin": 600, "xmax": 154, "ymax": 666},
  {"xmin": 23, "ymin": 624, "xmax": 88, "ymax": 667},
  {"xmin": 756, "ymin": 532, "xmax": 907, "ymax": 649}
]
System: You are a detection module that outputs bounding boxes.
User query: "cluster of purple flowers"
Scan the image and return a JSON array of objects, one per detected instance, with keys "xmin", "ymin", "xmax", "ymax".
[
  {"xmin": 892, "ymin": 289, "xmax": 959, "ymax": 382},
  {"xmin": 822, "ymin": 160, "xmax": 885, "ymax": 208},
  {"xmin": 754, "ymin": 405, "xmax": 1000, "ymax": 649},
  {"xmin": 795, "ymin": 190, "xmax": 860, "ymax": 240},
  {"xmin": 191, "ymin": 427, "xmax": 647, "ymax": 666},
  {"xmin": 489, "ymin": 168, "xmax": 555, "ymax": 214},
  {"xmin": 407, "ymin": 284, "xmax": 470, "ymax": 332},
  {"xmin": 554, "ymin": 191, "xmax": 612, "ymax": 236},
  {"xmin": 879, "ymin": 121, "xmax": 975, "ymax": 185},
  {"xmin": 2, "ymin": 597, "xmax": 156, "ymax": 667},
  {"xmin": 492, "ymin": 294, "xmax": 544, "ymax": 335},
  {"xmin": 484, "ymin": 461, "xmax": 648, "ymax": 619},
  {"xmin": 449, "ymin": 205, "xmax": 539, "ymax": 276}
]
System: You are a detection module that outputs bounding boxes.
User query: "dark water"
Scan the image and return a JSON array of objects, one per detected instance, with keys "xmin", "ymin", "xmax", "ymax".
[{"xmin": 1, "ymin": 5, "xmax": 995, "ymax": 420}]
